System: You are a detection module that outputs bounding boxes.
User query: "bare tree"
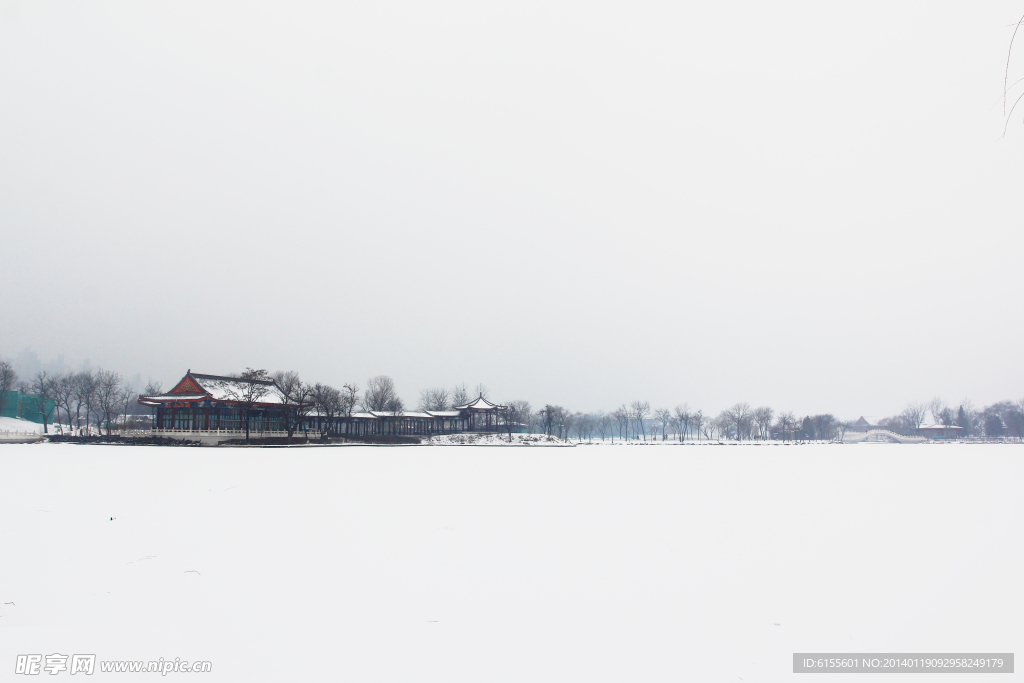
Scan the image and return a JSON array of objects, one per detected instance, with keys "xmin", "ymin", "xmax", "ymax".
[
  {"xmin": 582, "ymin": 413, "xmax": 598, "ymax": 441},
  {"xmin": 702, "ymin": 413, "xmax": 717, "ymax": 441},
  {"xmin": 630, "ymin": 400, "xmax": 650, "ymax": 441},
  {"xmin": 0, "ymin": 360, "xmax": 16, "ymax": 417},
  {"xmin": 926, "ymin": 396, "xmax": 956, "ymax": 426},
  {"xmin": 418, "ymin": 388, "xmax": 433, "ymax": 411},
  {"xmin": 272, "ymin": 371, "xmax": 302, "ymax": 401},
  {"xmin": 340, "ymin": 383, "xmax": 359, "ymax": 417},
  {"xmin": 74, "ymin": 371, "xmax": 97, "ymax": 435},
  {"xmin": 540, "ymin": 405, "xmax": 554, "ymax": 436},
  {"xmin": 94, "ymin": 370, "xmax": 123, "ymax": 436},
  {"xmin": 723, "ymin": 402, "xmax": 752, "ymax": 441},
  {"xmin": 293, "ymin": 381, "xmax": 315, "ymax": 438},
  {"xmin": 564, "ymin": 411, "xmax": 580, "ymax": 441},
  {"xmin": 714, "ymin": 410, "xmax": 734, "ymax": 440},
  {"xmin": 654, "ymin": 408, "xmax": 671, "ymax": 441},
  {"xmin": 501, "ymin": 400, "xmax": 532, "ymax": 442},
  {"xmin": 363, "ymin": 376, "xmax": 399, "ymax": 412},
  {"xmin": 29, "ymin": 372, "xmax": 57, "ymax": 434},
  {"xmin": 225, "ymin": 368, "xmax": 272, "ymax": 440},
  {"xmin": 527, "ymin": 409, "xmax": 543, "ymax": 434},
  {"xmin": 955, "ymin": 399, "xmax": 980, "ymax": 435},
  {"xmin": 753, "ymin": 406, "xmax": 774, "ymax": 440},
  {"xmin": 117, "ymin": 380, "xmax": 138, "ymax": 433},
  {"xmin": 580, "ymin": 412, "xmax": 595, "ymax": 441},
  {"xmin": 540, "ymin": 405, "xmax": 569, "ymax": 438},
  {"xmin": 451, "ymin": 383, "xmax": 470, "ymax": 407},
  {"xmin": 691, "ymin": 409, "xmax": 704, "ymax": 442},
  {"xmin": 474, "ymin": 383, "xmax": 489, "ymax": 400},
  {"xmin": 613, "ymin": 406, "xmax": 629, "ymax": 441},
  {"xmin": 419, "ymin": 386, "xmax": 451, "ymax": 411},
  {"xmin": 52, "ymin": 373, "xmax": 77, "ymax": 435},
  {"xmin": 672, "ymin": 404, "xmax": 690, "ymax": 442},
  {"xmin": 981, "ymin": 403, "xmax": 1008, "ymax": 437},
  {"xmin": 310, "ymin": 383, "xmax": 342, "ymax": 439},
  {"xmin": 811, "ymin": 414, "xmax": 837, "ymax": 441},
  {"xmin": 274, "ymin": 372, "xmax": 313, "ymax": 439},
  {"xmin": 774, "ymin": 411, "xmax": 796, "ymax": 441},
  {"xmin": 595, "ymin": 412, "xmax": 612, "ymax": 441},
  {"xmin": 901, "ymin": 401, "xmax": 927, "ymax": 431}
]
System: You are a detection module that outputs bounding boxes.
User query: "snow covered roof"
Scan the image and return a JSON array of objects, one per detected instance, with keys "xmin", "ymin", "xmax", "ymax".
[
  {"xmin": 138, "ymin": 393, "xmax": 207, "ymax": 405},
  {"xmin": 189, "ymin": 373, "xmax": 290, "ymax": 405},
  {"xmin": 307, "ymin": 411, "xmax": 464, "ymax": 420},
  {"xmin": 138, "ymin": 371, "xmax": 294, "ymax": 406},
  {"xmin": 368, "ymin": 411, "xmax": 437, "ymax": 419},
  {"xmin": 453, "ymin": 395, "xmax": 507, "ymax": 411}
]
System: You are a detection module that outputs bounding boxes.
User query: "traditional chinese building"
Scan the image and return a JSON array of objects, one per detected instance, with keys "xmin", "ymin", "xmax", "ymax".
[
  {"xmin": 302, "ymin": 396, "xmax": 510, "ymax": 439},
  {"xmin": 849, "ymin": 416, "xmax": 874, "ymax": 433},
  {"xmin": 453, "ymin": 395, "xmax": 507, "ymax": 431},
  {"xmin": 917, "ymin": 424, "xmax": 964, "ymax": 440},
  {"xmin": 140, "ymin": 372, "xmax": 512, "ymax": 445},
  {"xmin": 139, "ymin": 370, "xmax": 301, "ymax": 444}
]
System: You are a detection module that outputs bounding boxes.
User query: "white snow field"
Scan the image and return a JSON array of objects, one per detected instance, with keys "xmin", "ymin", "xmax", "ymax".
[
  {"xmin": 0, "ymin": 417, "xmax": 44, "ymax": 434},
  {"xmin": 426, "ymin": 432, "xmax": 572, "ymax": 446},
  {"xmin": 0, "ymin": 443, "xmax": 1021, "ymax": 682}
]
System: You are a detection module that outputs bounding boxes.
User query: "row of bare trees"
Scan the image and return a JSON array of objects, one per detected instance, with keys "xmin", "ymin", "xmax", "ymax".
[
  {"xmin": 0, "ymin": 363, "xmax": 146, "ymax": 435},
  {"xmin": 9, "ymin": 353, "xmax": 1022, "ymax": 443},
  {"xmin": 527, "ymin": 396, "xmax": 1024, "ymax": 443},
  {"xmin": 878, "ymin": 398, "xmax": 1024, "ymax": 439},
  {"xmin": 417, "ymin": 383, "xmax": 491, "ymax": 411},
  {"xmin": 271, "ymin": 370, "xmax": 362, "ymax": 440},
  {"xmin": 525, "ymin": 401, "xmax": 848, "ymax": 443}
]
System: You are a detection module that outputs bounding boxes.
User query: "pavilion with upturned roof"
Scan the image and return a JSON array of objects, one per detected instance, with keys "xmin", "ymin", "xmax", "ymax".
[{"xmin": 452, "ymin": 395, "xmax": 508, "ymax": 432}]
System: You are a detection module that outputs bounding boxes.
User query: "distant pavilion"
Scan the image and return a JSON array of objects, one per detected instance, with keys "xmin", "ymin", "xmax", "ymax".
[
  {"xmin": 850, "ymin": 417, "xmax": 874, "ymax": 433},
  {"xmin": 917, "ymin": 424, "xmax": 964, "ymax": 440}
]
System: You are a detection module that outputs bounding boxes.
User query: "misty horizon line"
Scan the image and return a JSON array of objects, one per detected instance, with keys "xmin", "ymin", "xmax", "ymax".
[{"xmin": 4, "ymin": 347, "xmax": 1022, "ymax": 438}]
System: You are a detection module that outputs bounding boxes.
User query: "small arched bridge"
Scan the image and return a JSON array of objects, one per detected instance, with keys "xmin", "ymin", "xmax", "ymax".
[{"xmin": 844, "ymin": 429, "xmax": 927, "ymax": 444}]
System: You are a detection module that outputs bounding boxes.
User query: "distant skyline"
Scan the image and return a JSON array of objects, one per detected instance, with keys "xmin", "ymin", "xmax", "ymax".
[{"xmin": 2, "ymin": 2, "xmax": 1023, "ymax": 419}]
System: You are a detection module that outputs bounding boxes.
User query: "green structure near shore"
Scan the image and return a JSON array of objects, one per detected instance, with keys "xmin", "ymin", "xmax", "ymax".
[{"xmin": 0, "ymin": 390, "xmax": 55, "ymax": 425}]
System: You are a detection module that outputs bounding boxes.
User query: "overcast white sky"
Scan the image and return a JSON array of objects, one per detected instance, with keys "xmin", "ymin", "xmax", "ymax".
[{"xmin": 1, "ymin": 1, "xmax": 1022, "ymax": 418}]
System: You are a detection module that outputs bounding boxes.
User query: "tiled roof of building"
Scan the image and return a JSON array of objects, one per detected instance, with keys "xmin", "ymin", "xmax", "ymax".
[
  {"xmin": 453, "ymin": 395, "xmax": 506, "ymax": 411},
  {"xmin": 139, "ymin": 371, "xmax": 291, "ymax": 406}
]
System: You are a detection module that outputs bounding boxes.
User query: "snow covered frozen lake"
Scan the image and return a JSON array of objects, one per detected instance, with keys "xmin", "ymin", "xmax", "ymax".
[{"xmin": 1, "ymin": 442, "xmax": 1021, "ymax": 681}]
